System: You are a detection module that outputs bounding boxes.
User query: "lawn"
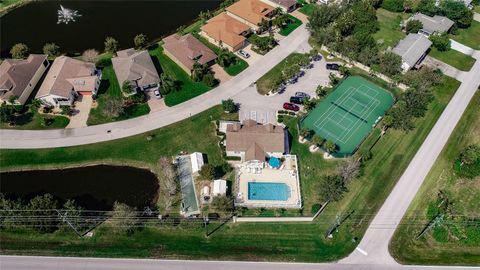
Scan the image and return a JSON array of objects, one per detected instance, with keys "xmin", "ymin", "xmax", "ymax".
[
  {"xmin": 256, "ymin": 52, "xmax": 304, "ymax": 95},
  {"xmin": 373, "ymin": 8, "xmax": 407, "ymax": 49},
  {"xmin": 149, "ymin": 45, "xmax": 212, "ymax": 107},
  {"xmin": 87, "ymin": 56, "xmax": 150, "ymax": 126},
  {"xmin": 451, "ymin": 21, "xmax": 480, "ymax": 50},
  {"xmin": 390, "ymin": 91, "xmax": 480, "ymax": 266},
  {"xmin": 279, "ymin": 15, "xmax": 303, "ymax": 36},
  {"xmin": 0, "ymin": 110, "xmax": 69, "ymax": 130},
  {"xmin": 0, "ymin": 73, "xmax": 461, "ymax": 261},
  {"xmin": 299, "ymin": 3, "xmax": 316, "ymax": 16},
  {"xmin": 429, "ymin": 47, "xmax": 476, "ymax": 71}
]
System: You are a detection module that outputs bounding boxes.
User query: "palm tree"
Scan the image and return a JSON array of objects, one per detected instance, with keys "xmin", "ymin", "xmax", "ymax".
[
  {"xmin": 158, "ymin": 73, "xmax": 175, "ymax": 96},
  {"xmin": 299, "ymin": 127, "xmax": 312, "ymax": 140},
  {"xmin": 191, "ymin": 62, "xmax": 206, "ymax": 82},
  {"xmin": 311, "ymin": 135, "xmax": 323, "ymax": 148},
  {"xmin": 324, "ymin": 140, "xmax": 337, "ymax": 154},
  {"xmin": 217, "ymin": 49, "xmax": 234, "ymax": 67}
]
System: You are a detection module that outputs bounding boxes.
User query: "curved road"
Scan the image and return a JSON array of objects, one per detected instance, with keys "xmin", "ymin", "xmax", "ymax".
[{"xmin": 0, "ymin": 25, "xmax": 310, "ymax": 149}]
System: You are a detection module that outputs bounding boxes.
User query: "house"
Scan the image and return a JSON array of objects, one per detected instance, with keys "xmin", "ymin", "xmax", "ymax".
[
  {"xmin": 260, "ymin": 0, "xmax": 297, "ymax": 12},
  {"xmin": 201, "ymin": 13, "xmax": 251, "ymax": 52},
  {"xmin": 225, "ymin": 0, "xmax": 276, "ymax": 31},
  {"xmin": 213, "ymin": 179, "xmax": 227, "ymax": 197},
  {"xmin": 392, "ymin": 33, "xmax": 432, "ymax": 72},
  {"xmin": 225, "ymin": 119, "xmax": 287, "ymax": 162},
  {"xmin": 0, "ymin": 54, "xmax": 49, "ymax": 105},
  {"xmin": 35, "ymin": 56, "xmax": 101, "ymax": 107},
  {"xmin": 162, "ymin": 34, "xmax": 217, "ymax": 75},
  {"xmin": 111, "ymin": 48, "xmax": 160, "ymax": 94},
  {"xmin": 409, "ymin": 13, "xmax": 454, "ymax": 36}
]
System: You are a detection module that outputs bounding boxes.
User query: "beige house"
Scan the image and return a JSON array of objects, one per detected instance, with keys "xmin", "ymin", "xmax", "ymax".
[
  {"xmin": 35, "ymin": 56, "xmax": 101, "ymax": 107},
  {"xmin": 225, "ymin": 119, "xmax": 287, "ymax": 162},
  {"xmin": 260, "ymin": 0, "xmax": 297, "ymax": 12},
  {"xmin": 0, "ymin": 54, "xmax": 49, "ymax": 105},
  {"xmin": 226, "ymin": 0, "xmax": 276, "ymax": 31},
  {"xmin": 201, "ymin": 13, "xmax": 251, "ymax": 52},
  {"xmin": 112, "ymin": 48, "xmax": 160, "ymax": 94},
  {"xmin": 162, "ymin": 33, "xmax": 217, "ymax": 75}
]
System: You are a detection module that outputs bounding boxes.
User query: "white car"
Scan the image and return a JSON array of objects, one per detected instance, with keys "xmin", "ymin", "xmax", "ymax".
[
  {"xmin": 237, "ymin": 50, "xmax": 250, "ymax": 59},
  {"xmin": 154, "ymin": 89, "xmax": 161, "ymax": 99}
]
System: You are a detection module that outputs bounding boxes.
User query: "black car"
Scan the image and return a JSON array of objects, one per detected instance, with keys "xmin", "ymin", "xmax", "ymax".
[
  {"xmin": 326, "ymin": 63, "xmax": 340, "ymax": 70},
  {"xmin": 290, "ymin": 96, "xmax": 303, "ymax": 105}
]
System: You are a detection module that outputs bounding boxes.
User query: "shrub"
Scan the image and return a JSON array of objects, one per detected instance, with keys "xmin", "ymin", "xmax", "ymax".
[
  {"xmin": 454, "ymin": 144, "xmax": 480, "ymax": 178},
  {"xmin": 42, "ymin": 43, "xmax": 60, "ymax": 57},
  {"xmin": 405, "ymin": 20, "xmax": 423, "ymax": 34},
  {"xmin": 311, "ymin": 203, "xmax": 322, "ymax": 214},
  {"xmin": 104, "ymin": 37, "xmax": 119, "ymax": 53},
  {"xmin": 381, "ymin": 0, "xmax": 405, "ymax": 12},
  {"xmin": 199, "ymin": 164, "xmax": 215, "ymax": 180},
  {"xmin": 10, "ymin": 43, "xmax": 29, "ymax": 59},
  {"xmin": 430, "ymin": 32, "xmax": 450, "ymax": 51},
  {"xmin": 222, "ymin": 99, "xmax": 236, "ymax": 113}
]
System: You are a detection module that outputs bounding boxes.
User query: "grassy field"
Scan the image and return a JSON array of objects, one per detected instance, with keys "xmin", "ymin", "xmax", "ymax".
[
  {"xmin": 428, "ymin": 47, "xmax": 476, "ymax": 72},
  {"xmin": 279, "ymin": 15, "xmax": 303, "ymax": 36},
  {"xmin": 256, "ymin": 53, "xmax": 304, "ymax": 95},
  {"xmin": 390, "ymin": 91, "xmax": 480, "ymax": 266},
  {"xmin": 0, "ymin": 110, "xmax": 69, "ymax": 130},
  {"xmin": 87, "ymin": 56, "xmax": 150, "ymax": 126},
  {"xmin": 451, "ymin": 21, "xmax": 480, "ymax": 50},
  {"xmin": 0, "ymin": 73, "xmax": 460, "ymax": 261},
  {"xmin": 373, "ymin": 8, "xmax": 407, "ymax": 49},
  {"xmin": 149, "ymin": 45, "xmax": 212, "ymax": 107}
]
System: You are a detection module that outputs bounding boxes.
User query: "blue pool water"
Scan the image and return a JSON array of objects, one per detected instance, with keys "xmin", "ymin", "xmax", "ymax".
[{"xmin": 248, "ymin": 182, "xmax": 289, "ymax": 201}]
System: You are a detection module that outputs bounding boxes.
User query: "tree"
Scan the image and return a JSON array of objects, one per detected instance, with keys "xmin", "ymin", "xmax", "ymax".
[
  {"xmin": 28, "ymin": 194, "xmax": 59, "ymax": 233},
  {"xmin": 202, "ymin": 72, "xmax": 216, "ymax": 87},
  {"xmin": 199, "ymin": 10, "xmax": 213, "ymax": 22},
  {"xmin": 430, "ymin": 32, "xmax": 450, "ymax": 51},
  {"xmin": 272, "ymin": 11, "xmax": 290, "ymax": 29},
  {"xmin": 388, "ymin": 102, "xmax": 415, "ymax": 131},
  {"xmin": 191, "ymin": 62, "xmax": 207, "ymax": 82},
  {"xmin": 316, "ymin": 85, "xmax": 328, "ymax": 97},
  {"xmin": 82, "ymin": 49, "xmax": 99, "ymax": 62},
  {"xmin": 10, "ymin": 43, "xmax": 29, "ymax": 59},
  {"xmin": 339, "ymin": 65, "xmax": 350, "ymax": 76},
  {"xmin": 217, "ymin": 49, "xmax": 235, "ymax": 67},
  {"xmin": 110, "ymin": 201, "xmax": 138, "ymax": 234},
  {"xmin": 257, "ymin": 18, "xmax": 270, "ymax": 32},
  {"xmin": 121, "ymin": 81, "xmax": 134, "ymax": 95},
  {"xmin": 319, "ymin": 175, "xmax": 347, "ymax": 202},
  {"xmin": 158, "ymin": 157, "xmax": 178, "ymax": 212},
  {"xmin": 378, "ymin": 52, "xmax": 402, "ymax": 77},
  {"xmin": 199, "ymin": 163, "xmax": 215, "ymax": 180},
  {"xmin": 405, "ymin": 19, "xmax": 423, "ymax": 34},
  {"xmin": 62, "ymin": 199, "xmax": 84, "ymax": 231},
  {"xmin": 134, "ymin": 33, "xmax": 148, "ymax": 49},
  {"xmin": 382, "ymin": 115, "xmax": 394, "ymax": 130},
  {"xmin": 417, "ymin": 0, "xmax": 438, "ymax": 16},
  {"xmin": 42, "ymin": 42, "xmax": 60, "ymax": 57},
  {"xmin": 381, "ymin": 0, "xmax": 405, "ymax": 12},
  {"xmin": 458, "ymin": 145, "xmax": 480, "ymax": 165},
  {"xmin": 176, "ymin": 25, "xmax": 186, "ymax": 34},
  {"xmin": 299, "ymin": 127, "xmax": 313, "ymax": 140},
  {"xmin": 336, "ymin": 158, "xmax": 361, "ymax": 182},
  {"xmin": 311, "ymin": 135, "xmax": 324, "ymax": 147},
  {"xmin": 222, "ymin": 99, "xmax": 236, "ymax": 113},
  {"xmin": 439, "ymin": 0, "xmax": 473, "ymax": 28},
  {"xmin": 324, "ymin": 140, "xmax": 337, "ymax": 154},
  {"xmin": 211, "ymin": 196, "xmax": 233, "ymax": 213},
  {"xmin": 358, "ymin": 148, "xmax": 372, "ymax": 162},
  {"xmin": 303, "ymin": 98, "xmax": 317, "ymax": 111},
  {"xmin": 104, "ymin": 37, "xmax": 119, "ymax": 53},
  {"xmin": 102, "ymin": 97, "xmax": 124, "ymax": 118},
  {"xmin": 158, "ymin": 73, "xmax": 175, "ymax": 96}
]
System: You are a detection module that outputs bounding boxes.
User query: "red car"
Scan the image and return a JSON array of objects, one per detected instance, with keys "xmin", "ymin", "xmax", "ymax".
[{"xmin": 283, "ymin": 102, "xmax": 300, "ymax": 111}]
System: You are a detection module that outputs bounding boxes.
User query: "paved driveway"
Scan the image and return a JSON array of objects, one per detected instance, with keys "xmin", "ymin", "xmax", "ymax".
[
  {"xmin": 241, "ymin": 44, "xmax": 262, "ymax": 65},
  {"xmin": 236, "ymin": 57, "xmax": 332, "ymax": 124},
  {"xmin": 423, "ymin": 56, "xmax": 465, "ymax": 80},
  {"xmin": 211, "ymin": 64, "xmax": 232, "ymax": 84},
  {"xmin": 66, "ymin": 95, "xmax": 92, "ymax": 128},
  {"xmin": 450, "ymin": 39, "xmax": 475, "ymax": 55},
  {"xmin": 146, "ymin": 90, "xmax": 166, "ymax": 112}
]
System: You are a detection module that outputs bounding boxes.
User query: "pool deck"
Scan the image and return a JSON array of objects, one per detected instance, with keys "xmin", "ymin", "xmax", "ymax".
[{"xmin": 235, "ymin": 155, "xmax": 302, "ymax": 209}]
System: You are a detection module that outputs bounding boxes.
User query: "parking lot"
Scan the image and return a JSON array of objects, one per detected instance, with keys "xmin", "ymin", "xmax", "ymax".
[{"xmin": 235, "ymin": 56, "xmax": 338, "ymax": 124}]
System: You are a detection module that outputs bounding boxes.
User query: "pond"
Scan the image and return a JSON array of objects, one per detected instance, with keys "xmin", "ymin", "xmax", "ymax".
[
  {"xmin": 0, "ymin": 165, "xmax": 159, "ymax": 210},
  {"xmin": 0, "ymin": 0, "xmax": 221, "ymax": 57}
]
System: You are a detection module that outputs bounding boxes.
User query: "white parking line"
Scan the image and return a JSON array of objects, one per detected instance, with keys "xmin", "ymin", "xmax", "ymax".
[{"xmin": 355, "ymin": 247, "xmax": 368, "ymax": 256}]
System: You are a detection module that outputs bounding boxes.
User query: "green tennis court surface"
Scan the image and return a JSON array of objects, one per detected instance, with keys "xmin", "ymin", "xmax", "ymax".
[{"xmin": 300, "ymin": 76, "xmax": 394, "ymax": 157}]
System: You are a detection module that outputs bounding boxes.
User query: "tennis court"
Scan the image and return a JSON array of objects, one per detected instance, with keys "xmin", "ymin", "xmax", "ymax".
[{"xmin": 300, "ymin": 76, "xmax": 394, "ymax": 157}]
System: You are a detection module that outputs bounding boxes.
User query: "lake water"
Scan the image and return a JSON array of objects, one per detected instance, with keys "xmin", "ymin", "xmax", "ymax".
[
  {"xmin": 0, "ymin": 165, "xmax": 159, "ymax": 210},
  {"xmin": 0, "ymin": 0, "xmax": 220, "ymax": 57}
]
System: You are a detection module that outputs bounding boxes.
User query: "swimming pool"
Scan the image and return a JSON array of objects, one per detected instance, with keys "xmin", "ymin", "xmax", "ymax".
[{"xmin": 248, "ymin": 182, "xmax": 289, "ymax": 201}]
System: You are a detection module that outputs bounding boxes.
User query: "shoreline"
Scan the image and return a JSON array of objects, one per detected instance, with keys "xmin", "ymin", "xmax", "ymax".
[{"xmin": 0, "ymin": 0, "xmax": 34, "ymax": 17}]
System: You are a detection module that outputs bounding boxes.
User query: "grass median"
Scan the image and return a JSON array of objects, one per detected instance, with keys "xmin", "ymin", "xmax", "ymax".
[{"xmin": 429, "ymin": 47, "xmax": 476, "ymax": 72}]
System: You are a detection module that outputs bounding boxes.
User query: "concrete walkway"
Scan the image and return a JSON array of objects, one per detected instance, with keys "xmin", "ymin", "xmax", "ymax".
[
  {"xmin": 450, "ymin": 39, "xmax": 475, "ymax": 56},
  {"xmin": 0, "ymin": 25, "xmax": 311, "ymax": 149}
]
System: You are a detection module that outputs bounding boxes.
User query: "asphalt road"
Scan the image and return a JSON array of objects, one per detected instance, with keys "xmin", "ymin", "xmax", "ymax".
[{"xmin": 0, "ymin": 25, "xmax": 310, "ymax": 149}]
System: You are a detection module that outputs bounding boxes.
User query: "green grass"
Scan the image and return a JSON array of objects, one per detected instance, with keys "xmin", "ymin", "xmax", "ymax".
[
  {"xmin": 279, "ymin": 15, "xmax": 303, "ymax": 36},
  {"xmin": 149, "ymin": 45, "xmax": 211, "ymax": 107},
  {"xmin": 390, "ymin": 91, "xmax": 480, "ymax": 266},
  {"xmin": 451, "ymin": 21, "xmax": 480, "ymax": 50},
  {"xmin": 474, "ymin": 5, "xmax": 480, "ymax": 13},
  {"xmin": 299, "ymin": 3, "xmax": 316, "ymax": 16},
  {"xmin": 0, "ymin": 76, "xmax": 460, "ymax": 261},
  {"xmin": 256, "ymin": 53, "xmax": 304, "ymax": 95},
  {"xmin": 373, "ymin": 8, "xmax": 407, "ymax": 49},
  {"xmin": 429, "ymin": 47, "xmax": 476, "ymax": 71},
  {"xmin": 0, "ymin": 110, "xmax": 69, "ymax": 130},
  {"xmin": 87, "ymin": 56, "xmax": 150, "ymax": 126}
]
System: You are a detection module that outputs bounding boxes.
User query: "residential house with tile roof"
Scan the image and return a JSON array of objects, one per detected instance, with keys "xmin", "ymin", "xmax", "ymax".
[
  {"xmin": 226, "ymin": 0, "xmax": 276, "ymax": 31},
  {"xmin": 200, "ymin": 13, "xmax": 252, "ymax": 52}
]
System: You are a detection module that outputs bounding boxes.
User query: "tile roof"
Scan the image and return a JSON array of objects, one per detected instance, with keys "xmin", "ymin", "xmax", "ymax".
[
  {"xmin": 263, "ymin": 0, "xmax": 297, "ymax": 9},
  {"xmin": 112, "ymin": 48, "xmax": 160, "ymax": 88},
  {"xmin": 411, "ymin": 13, "xmax": 454, "ymax": 34},
  {"xmin": 0, "ymin": 54, "xmax": 47, "ymax": 101},
  {"xmin": 201, "ymin": 13, "xmax": 250, "ymax": 49},
  {"xmin": 392, "ymin": 33, "xmax": 432, "ymax": 68},
  {"xmin": 36, "ymin": 56, "xmax": 97, "ymax": 99},
  {"xmin": 162, "ymin": 34, "xmax": 217, "ymax": 71},
  {"xmin": 226, "ymin": 120, "xmax": 285, "ymax": 161},
  {"xmin": 226, "ymin": 0, "xmax": 275, "ymax": 25}
]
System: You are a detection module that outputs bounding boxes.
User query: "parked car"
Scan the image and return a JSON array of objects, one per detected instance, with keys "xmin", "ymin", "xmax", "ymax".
[
  {"xmin": 295, "ymin": 92, "xmax": 310, "ymax": 99},
  {"xmin": 154, "ymin": 89, "xmax": 161, "ymax": 99},
  {"xmin": 283, "ymin": 102, "xmax": 300, "ymax": 111},
  {"xmin": 237, "ymin": 50, "xmax": 250, "ymax": 59},
  {"xmin": 312, "ymin": 54, "xmax": 322, "ymax": 61},
  {"xmin": 326, "ymin": 63, "xmax": 340, "ymax": 71},
  {"xmin": 290, "ymin": 96, "xmax": 303, "ymax": 105}
]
